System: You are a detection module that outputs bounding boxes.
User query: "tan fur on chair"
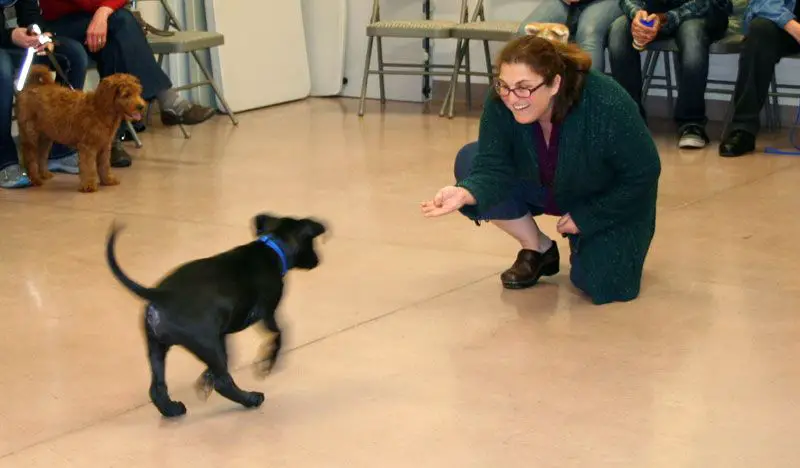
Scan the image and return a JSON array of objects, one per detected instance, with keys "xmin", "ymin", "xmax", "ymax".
[
  {"xmin": 524, "ymin": 22, "xmax": 570, "ymax": 44},
  {"xmin": 15, "ymin": 65, "xmax": 146, "ymax": 193}
]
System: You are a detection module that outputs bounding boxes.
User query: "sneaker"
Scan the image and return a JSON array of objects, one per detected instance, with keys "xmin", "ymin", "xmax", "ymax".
[
  {"xmin": 678, "ymin": 124, "xmax": 709, "ymax": 149},
  {"xmin": 0, "ymin": 164, "xmax": 32, "ymax": 189},
  {"xmin": 48, "ymin": 152, "xmax": 80, "ymax": 174}
]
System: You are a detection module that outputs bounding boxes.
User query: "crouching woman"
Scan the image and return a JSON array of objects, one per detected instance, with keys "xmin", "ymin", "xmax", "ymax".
[{"xmin": 421, "ymin": 35, "xmax": 661, "ymax": 305}]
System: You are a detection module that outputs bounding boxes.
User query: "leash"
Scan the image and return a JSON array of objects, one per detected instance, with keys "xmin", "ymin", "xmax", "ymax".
[
  {"xmin": 764, "ymin": 104, "xmax": 800, "ymax": 156},
  {"xmin": 16, "ymin": 24, "xmax": 75, "ymax": 92}
]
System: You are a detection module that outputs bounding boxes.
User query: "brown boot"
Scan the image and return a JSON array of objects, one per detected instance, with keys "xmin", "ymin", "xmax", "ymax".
[{"xmin": 500, "ymin": 243, "xmax": 560, "ymax": 289}]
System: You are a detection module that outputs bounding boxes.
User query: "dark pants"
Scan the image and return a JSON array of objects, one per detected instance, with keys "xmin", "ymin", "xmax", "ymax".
[
  {"xmin": 453, "ymin": 141, "xmax": 590, "ymax": 295},
  {"xmin": 729, "ymin": 17, "xmax": 800, "ymax": 136},
  {"xmin": 0, "ymin": 37, "xmax": 89, "ymax": 171},
  {"xmin": 607, "ymin": 12, "xmax": 729, "ymax": 128},
  {"xmin": 44, "ymin": 8, "xmax": 172, "ymax": 101}
]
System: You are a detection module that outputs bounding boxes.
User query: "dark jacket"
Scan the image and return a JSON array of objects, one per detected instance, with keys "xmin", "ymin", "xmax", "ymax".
[
  {"xmin": 1, "ymin": 0, "xmax": 45, "ymax": 49},
  {"xmin": 457, "ymin": 70, "xmax": 662, "ymax": 305}
]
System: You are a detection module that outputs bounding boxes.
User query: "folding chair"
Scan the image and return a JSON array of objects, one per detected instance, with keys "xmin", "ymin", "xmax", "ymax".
[
  {"xmin": 439, "ymin": 0, "xmax": 522, "ymax": 119},
  {"xmin": 358, "ymin": 0, "xmax": 463, "ymax": 116},
  {"xmin": 130, "ymin": 0, "xmax": 238, "ymax": 138}
]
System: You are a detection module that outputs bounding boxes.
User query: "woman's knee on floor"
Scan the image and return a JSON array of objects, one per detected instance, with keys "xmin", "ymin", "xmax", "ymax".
[{"xmin": 454, "ymin": 141, "xmax": 479, "ymax": 182}]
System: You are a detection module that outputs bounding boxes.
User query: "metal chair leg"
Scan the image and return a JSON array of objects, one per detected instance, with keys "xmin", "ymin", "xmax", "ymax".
[
  {"xmin": 439, "ymin": 38, "xmax": 465, "ymax": 117},
  {"xmin": 190, "ymin": 50, "xmax": 238, "ymax": 127},
  {"xmin": 376, "ymin": 37, "xmax": 386, "ymax": 103},
  {"xmin": 124, "ymin": 120, "xmax": 143, "ymax": 148},
  {"xmin": 358, "ymin": 35, "xmax": 375, "ymax": 117}
]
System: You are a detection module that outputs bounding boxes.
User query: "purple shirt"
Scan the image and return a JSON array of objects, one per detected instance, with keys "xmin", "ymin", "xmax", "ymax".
[{"xmin": 532, "ymin": 122, "xmax": 562, "ymax": 216}]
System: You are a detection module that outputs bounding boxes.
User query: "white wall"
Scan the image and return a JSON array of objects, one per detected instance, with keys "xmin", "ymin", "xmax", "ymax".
[{"xmin": 342, "ymin": 0, "xmax": 800, "ymax": 106}]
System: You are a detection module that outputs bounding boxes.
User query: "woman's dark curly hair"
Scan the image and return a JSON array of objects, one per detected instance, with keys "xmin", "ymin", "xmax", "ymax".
[{"xmin": 494, "ymin": 35, "xmax": 592, "ymax": 122}]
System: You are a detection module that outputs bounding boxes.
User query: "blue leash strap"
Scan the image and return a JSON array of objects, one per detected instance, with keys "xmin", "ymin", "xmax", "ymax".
[{"xmin": 764, "ymin": 103, "xmax": 800, "ymax": 156}]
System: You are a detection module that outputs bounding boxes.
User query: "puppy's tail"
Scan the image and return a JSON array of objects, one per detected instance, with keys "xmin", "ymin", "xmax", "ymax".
[
  {"xmin": 105, "ymin": 221, "xmax": 162, "ymax": 303},
  {"xmin": 24, "ymin": 65, "xmax": 56, "ymax": 87}
]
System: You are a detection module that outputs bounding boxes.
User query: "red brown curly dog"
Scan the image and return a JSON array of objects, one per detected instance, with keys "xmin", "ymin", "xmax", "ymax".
[{"xmin": 15, "ymin": 65, "xmax": 146, "ymax": 192}]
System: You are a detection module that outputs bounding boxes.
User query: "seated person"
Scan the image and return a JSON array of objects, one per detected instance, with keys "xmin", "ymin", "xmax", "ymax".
[
  {"xmin": 607, "ymin": 0, "xmax": 732, "ymax": 148},
  {"xmin": 0, "ymin": 0, "xmax": 89, "ymax": 189},
  {"xmin": 719, "ymin": 0, "xmax": 800, "ymax": 156},
  {"xmin": 518, "ymin": 0, "xmax": 624, "ymax": 71},
  {"xmin": 420, "ymin": 36, "xmax": 661, "ymax": 306},
  {"xmin": 39, "ymin": 0, "xmax": 217, "ymax": 168}
]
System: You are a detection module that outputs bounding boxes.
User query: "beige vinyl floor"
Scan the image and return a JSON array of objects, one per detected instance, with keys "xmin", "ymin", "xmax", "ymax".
[{"xmin": 1, "ymin": 97, "xmax": 798, "ymax": 467}]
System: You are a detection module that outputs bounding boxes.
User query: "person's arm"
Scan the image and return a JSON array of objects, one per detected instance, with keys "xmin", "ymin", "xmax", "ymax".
[
  {"xmin": 786, "ymin": 18, "xmax": 800, "ymax": 41},
  {"xmin": 750, "ymin": 0, "xmax": 799, "ymax": 31},
  {"xmin": 14, "ymin": 0, "xmax": 45, "ymax": 28},
  {"xmin": 454, "ymin": 95, "xmax": 517, "ymax": 217},
  {"xmin": 567, "ymin": 85, "xmax": 662, "ymax": 238},
  {"xmin": 0, "ymin": 28, "xmax": 14, "ymax": 49},
  {"xmin": 656, "ymin": 0, "xmax": 712, "ymax": 35},
  {"xmin": 620, "ymin": 0, "xmax": 646, "ymax": 20}
]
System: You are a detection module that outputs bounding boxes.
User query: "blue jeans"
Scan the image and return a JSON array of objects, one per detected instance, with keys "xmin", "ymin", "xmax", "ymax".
[
  {"xmin": 45, "ymin": 9, "xmax": 172, "ymax": 101},
  {"xmin": 517, "ymin": 0, "xmax": 623, "ymax": 71},
  {"xmin": 607, "ymin": 12, "xmax": 728, "ymax": 127},
  {"xmin": 453, "ymin": 141, "xmax": 591, "ymax": 296},
  {"xmin": 0, "ymin": 37, "xmax": 89, "ymax": 171}
]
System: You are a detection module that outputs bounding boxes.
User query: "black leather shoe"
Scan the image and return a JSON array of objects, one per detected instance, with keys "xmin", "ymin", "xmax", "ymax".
[
  {"xmin": 719, "ymin": 129, "xmax": 756, "ymax": 157},
  {"xmin": 501, "ymin": 242, "xmax": 560, "ymax": 289},
  {"xmin": 111, "ymin": 142, "xmax": 132, "ymax": 168}
]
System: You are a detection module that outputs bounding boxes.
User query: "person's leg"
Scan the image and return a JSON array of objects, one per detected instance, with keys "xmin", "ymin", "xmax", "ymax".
[
  {"xmin": 607, "ymin": 15, "xmax": 646, "ymax": 118},
  {"xmin": 46, "ymin": 10, "xmax": 214, "ymax": 126},
  {"xmin": 517, "ymin": 0, "xmax": 570, "ymax": 34},
  {"xmin": 44, "ymin": 35, "xmax": 90, "ymax": 171},
  {"xmin": 673, "ymin": 13, "xmax": 728, "ymax": 149},
  {"xmin": 0, "ymin": 48, "xmax": 30, "ymax": 189},
  {"xmin": 572, "ymin": 0, "xmax": 624, "ymax": 71},
  {"xmin": 720, "ymin": 18, "xmax": 800, "ymax": 156},
  {"xmin": 454, "ymin": 142, "xmax": 560, "ymax": 289}
]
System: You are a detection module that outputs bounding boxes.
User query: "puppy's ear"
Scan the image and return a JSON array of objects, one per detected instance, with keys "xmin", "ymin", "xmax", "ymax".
[
  {"xmin": 253, "ymin": 214, "xmax": 283, "ymax": 236},
  {"xmin": 300, "ymin": 218, "xmax": 328, "ymax": 242}
]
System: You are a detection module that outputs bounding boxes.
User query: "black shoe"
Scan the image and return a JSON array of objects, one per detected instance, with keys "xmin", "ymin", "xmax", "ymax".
[
  {"xmin": 719, "ymin": 129, "xmax": 756, "ymax": 157},
  {"xmin": 111, "ymin": 141, "xmax": 132, "ymax": 168},
  {"xmin": 500, "ymin": 242, "xmax": 560, "ymax": 290},
  {"xmin": 678, "ymin": 124, "xmax": 709, "ymax": 149}
]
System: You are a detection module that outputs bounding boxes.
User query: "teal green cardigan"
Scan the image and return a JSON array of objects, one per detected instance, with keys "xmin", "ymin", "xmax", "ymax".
[{"xmin": 457, "ymin": 69, "xmax": 661, "ymax": 305}]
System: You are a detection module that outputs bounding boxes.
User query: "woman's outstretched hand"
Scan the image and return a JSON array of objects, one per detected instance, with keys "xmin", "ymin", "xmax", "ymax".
[{"xmin": 420, "ymin": 186, "xmax": 476, "ymax": 217}]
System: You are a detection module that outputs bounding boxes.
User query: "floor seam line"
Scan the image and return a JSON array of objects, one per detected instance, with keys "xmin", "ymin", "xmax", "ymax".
[{"xmin": 0, "ymin": 271, "xmax": 497, "ymax": 460}]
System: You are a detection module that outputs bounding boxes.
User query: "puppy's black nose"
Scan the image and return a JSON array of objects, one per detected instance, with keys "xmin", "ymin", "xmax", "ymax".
[{"xmin": 136, "ymin": 104, "xmax": 145, "ymax": 111}]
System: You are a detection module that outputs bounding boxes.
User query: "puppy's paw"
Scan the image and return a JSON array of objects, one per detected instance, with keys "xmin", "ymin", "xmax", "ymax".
[
  {"xmin": 100, "ymin": 174, "xmax": 120, "ymax": 186},
  {"xmin": 29, "ymin": 176, "xmax": 44, "ymax": 186},
  {"xmin": 79, "ymin": 181, "xmax": 98, "ymax": 193},
  {"xmin": 159, "ymin": 400, "xmax": 187, "ymax": 418},
  {"xmin": 194, "ymin": 370, "xmax": 214, "ymax": 401},
  {"xmin": 39, "ymin": 170, "xmax": 54, "ymax": 180},
  {"xmin": 243, "ymin": 391, "xmax": 265, "ymax": 408}
]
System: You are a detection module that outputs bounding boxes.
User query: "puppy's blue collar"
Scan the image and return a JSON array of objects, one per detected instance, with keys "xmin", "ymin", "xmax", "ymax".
[{"xmin": 258, "ymin": 235, "xmax": 291, "ymax": 276}]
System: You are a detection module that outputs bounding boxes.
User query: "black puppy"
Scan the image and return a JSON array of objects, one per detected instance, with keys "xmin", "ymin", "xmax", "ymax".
[{"xmin": 105, "ymin": 213, "xmax": 327, "ymax": 418}]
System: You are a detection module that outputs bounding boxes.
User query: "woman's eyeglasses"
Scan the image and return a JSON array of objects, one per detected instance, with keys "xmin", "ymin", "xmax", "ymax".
[{"xmin": 494, "ymin": 80, "xmax": 546, "ymax": 98}]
